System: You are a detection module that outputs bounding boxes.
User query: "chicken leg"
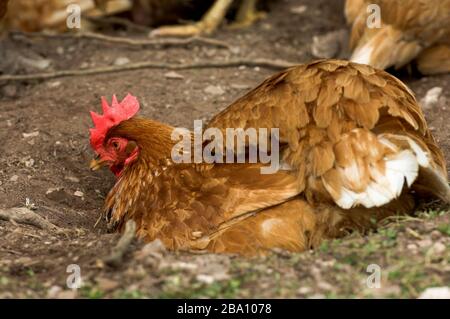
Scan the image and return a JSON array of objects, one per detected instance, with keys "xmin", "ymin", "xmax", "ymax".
[
  {"xmin": 230, "ymin": 0, "xmax": 266, "ymax": 29},
  {"xmin": 150, "ymin": 0, "xmax": 233, "ymax": 37}
]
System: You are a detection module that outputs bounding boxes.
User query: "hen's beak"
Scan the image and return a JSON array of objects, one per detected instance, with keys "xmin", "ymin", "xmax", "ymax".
[{"xmin": 90, "ymin": 155, "xmax": 107, "ymax": 171}]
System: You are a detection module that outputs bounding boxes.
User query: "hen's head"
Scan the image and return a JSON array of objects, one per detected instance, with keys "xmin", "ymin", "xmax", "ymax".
[{"xmin": 89, "ymin": 94, "xmax": 140, "ymax": 176}]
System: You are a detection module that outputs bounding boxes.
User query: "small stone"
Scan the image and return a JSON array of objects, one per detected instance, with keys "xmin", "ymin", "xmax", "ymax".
[
  {"xmin": 290, "ymin": 5, "xmax": 307, "ymax": 14},
  {"xmin": 430, "ymin": 230, "xmax": 441, "ymax": 240},
  {"xmin": 9, "ymin": 175, "xmax": 18, "ymax": 182},
  {"xmin": 96, "ymin": 278, "xmax": 119, "ymax": 292},
  {"xmin": 19, "ymin": 56, "xmax": 51, "ymax": 70},
  {"xmin": 24, "ymin": 158, "xmax": 34, "ymax": 168},
  {"xmin": 231, "ymin": 83, "xmax": 251, "ymax": 90},
  {"xmin": 114, "ymin": 57, "xmax": 130, "ymax": 66},
  {"xmin": 298, "ymin": 286, "xmax": 312, "ymax": 295},
  {"xmin": 418, "ymin": 287, "xmax": 450, "ymax": 299},
  {"xmin": 230, "ymin": 46, "xmax": 240, "ymax": 54},
  {"xmin": 46, "ymin": 187, "xmax": 61, "ymax": 195},
  {"xmin": 136, "ymin": 239, "xmax": 166, "ymax": 260},
  {"xmin": 420, "ymin": 87, "xmax": 443, "ymax": 110},
  {"xmin": 317, "ymin": 281, "xmax": 334, "ymax": 291},
  {"xmin": 56, "ymin": 47, "xmax": 64, "ymax": 55},
  {"xmin": 204, "ymin": 85, "xmax": 225, "ymax": 96},
  {"xmin": 428, "ymin": 242, "xmax": 446, "ymax": 256},
  {"xmin": 22, "ymin": 131, "xmax": 39, "ymax": 138},
  {"xmin": 406, "ymin": 243, "xmax": 418, "ymax": 251},
  {"xmin": 164, "ymin": 71, "xmax": 184, "ymax": 80},
  {"xmin": 417, "ymin": 238, "xmax": 432, "ymax": 248},
  {"xmin": 47, "ymin": 286, "xmax": 62, "ymax": 298},
  {"xmin": 65, "ymin": 176, "xmax": 80, "ymax": 183},
  {"xmin": 74, "ymin": 190, "xmax": 84, "ymax": 197},
  {"xmin": 196, "ymin": 274, "xmax": 215, "ymax": 284},
  {"xmin": 47, "ymin": 81, "xmax": 61, "ymax": 88},
  {"xmin": 166, "ymin": 261, "xmax": 198, "ymax": 271}
]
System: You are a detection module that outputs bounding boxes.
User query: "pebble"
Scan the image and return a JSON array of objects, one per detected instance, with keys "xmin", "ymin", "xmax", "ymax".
[
  {"xmin": 204, "ymin": 85, "xmax": 225, "ymax": 96},
  {"xmin": 19, "ymin": 56, "xmax": 51, "ymax": 70},
  {"xmin": 47, "ymin": 81, "xmax": 61, "ymax": 88},
  {"xmin": 65, "ymin": 176, "xmax": 80, "ymax": 183},
  {"xmin": 430, "ymin": 230, "xmax": 441, "ymax": 240},
  {"xmin": 9, "ymin": 175, "xmax": 18, "ymax": 182},
  {"xmin": 298, "ymin": 286, "xmax": 312, "ymax": 295},
  {"xmin": 196, "ymin": 274, "xmax": 215, "ymax": 284},
  {"xmin": 428, "ymin": 242, "xmax": 446, "ymax": 256},
  {"xmin": 24, "ymin": 158, "xmax": 34, "ymax": 168},
  {"xmin": 231, "ymin": 83, "xmax": 251, "ymax": 90},
  {"xmin": 165, "ymin": 261, "xmax": 198, "ymax": 272},
  {"xmin": 114, "ymin": 57, "xmax": 130, "ymax": 66},
  {"xmin": 164, "ymin": 71, "xmax": 184, "ymax": 80},
  {"xmin": 290, "ymin": 5, "xmax": 307, "ymax": 14},
  {"xmin": 96, "ymin": 278, "xmax": 119, "ymax": 292},
  {"xmin": 417, "ymin": 238, "xmax": 432, "ymax": 248},
  {"xmin": 46, "ymin": 187, "xmax": 61, "ymax": 195},
  {"xmin": 22, "ymin": 131, "xmax": 39, "ymax": 138},
  {"xmin": 47, "ymin": 286, "xmax": 62, "ymax": 298},
  {"xmin": 74, "ymin": 190, "xmax": 84, "ymax": 197},
  {"xmin": 420, "ymin": 87, "xmax": 443, "ymax": 110}
]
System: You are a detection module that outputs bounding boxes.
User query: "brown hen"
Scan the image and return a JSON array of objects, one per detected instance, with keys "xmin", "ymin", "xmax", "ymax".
[
  {"xmin": 3, "ymin": 0, "xmax": 131, "ymax": 32},
  {"xmin": 89, "ymin": 60, "xmax": 449, "ymax": 256},
  {"xmin": 346, "ymin": 0, "xmax": 450, "ymax": 74}
]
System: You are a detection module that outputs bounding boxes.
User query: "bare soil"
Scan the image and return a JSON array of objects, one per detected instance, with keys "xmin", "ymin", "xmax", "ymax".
[{"xmin": 0, "ymin": 0, "xmax": 448, "ymax": 298}]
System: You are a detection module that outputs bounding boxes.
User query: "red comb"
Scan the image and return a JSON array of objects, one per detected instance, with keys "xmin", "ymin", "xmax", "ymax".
[{"xmin": 89, "ymin": 94, "xmax": 140, "ymax": 150}]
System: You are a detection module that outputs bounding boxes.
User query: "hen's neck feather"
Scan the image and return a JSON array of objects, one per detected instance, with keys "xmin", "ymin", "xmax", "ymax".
[{"xmin": 107, "ymin": 117, "xmax": 176, "ymax": 167}]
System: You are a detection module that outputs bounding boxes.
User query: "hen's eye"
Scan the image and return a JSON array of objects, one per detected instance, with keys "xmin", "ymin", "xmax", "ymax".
[{"xmin": 112, "ymin": 141, "xmax": 120, "ymax": 150}]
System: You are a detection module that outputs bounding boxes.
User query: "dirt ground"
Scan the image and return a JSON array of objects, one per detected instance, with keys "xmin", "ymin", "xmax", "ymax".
[{"xmin": 0, "ymin": 0, "xmax": 449, "ymax": 298}]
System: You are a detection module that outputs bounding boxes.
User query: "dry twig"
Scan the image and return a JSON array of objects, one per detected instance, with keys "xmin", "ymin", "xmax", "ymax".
[
  {"xmin": 104, "ymin": 219, "xmax": 136, "ymax": 267},
  {"xmin": 0, "ymin": 58, "xmax": 295, "ymax": 82},
  {"xmin": 0, "ymin": 207, "xmax": 60, "ymax": 231},
  {"xmin": 10, "ymin": 31, "xmax": 232, "ymax": 49}
]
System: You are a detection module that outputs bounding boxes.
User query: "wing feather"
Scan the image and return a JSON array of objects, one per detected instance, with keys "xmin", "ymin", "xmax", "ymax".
[{"xmin": 207, "ymin": 60, "xmax": 449, "ymax": 209}]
